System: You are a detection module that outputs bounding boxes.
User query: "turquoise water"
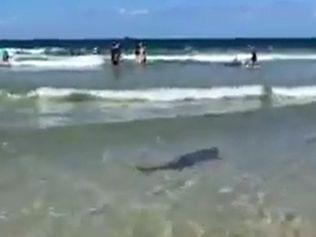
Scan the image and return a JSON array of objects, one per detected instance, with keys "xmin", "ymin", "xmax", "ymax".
[{"xmin": 1, "ymin": 41, "xmax": 316, "ymax": 236}]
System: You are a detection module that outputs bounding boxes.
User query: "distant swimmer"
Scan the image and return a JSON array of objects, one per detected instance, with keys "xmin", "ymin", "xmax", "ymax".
[
  {"xmin": 244, "ymin": 47, "xmax": 259, "ymax": 68},
  {"xmin": 2, "ymin": 50, "xmax": 9, "ymax": 62},
  {"xmin": 135, "ymin": 42, "xmax": 147, "ymax": 65},
  {"xmin": 111, "ymin": 42, "xmax": 121, "ymax": 65},
  {"xmin": 0, "ymin": 49, "xmax": 11, "ymax": 67},
  {"xmin": 134, "ymin": 43, "xmax": 141, "ymax": 61},
  {"xmin": 251, "ymin": 49, "xmax": 258, "ymax": 65},
  {"xmin": 140, "ymin": 45, "xmax": 147, "ymax": 64}
]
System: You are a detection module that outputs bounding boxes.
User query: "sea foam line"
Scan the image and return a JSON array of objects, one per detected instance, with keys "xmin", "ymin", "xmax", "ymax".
[
  {"xmin": 272, "ymin": 86, "xmax": 316, "ymax": 98},
  {"xmin": 3, "ymin": 85, "xmax": 316, "ymax": 102},
  {"xmin": 120, "ymin": 53, "xmax": 316, "ymax": 63},
  {"xmin": 25, "ymin": 86, "xmax": 264, "ymax": 102},
  {"xmin": 5, "ymin": 49, "xmax": 316, "ymax": 69},
  {"xmin": 10, "ymin": 55, "xmax": 104, "ymax": 69}
]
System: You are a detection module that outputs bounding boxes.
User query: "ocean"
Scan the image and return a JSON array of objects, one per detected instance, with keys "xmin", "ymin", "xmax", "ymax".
[{"xmin": 1, "ymin": 38, "xmax": 316, "ymax": 236}]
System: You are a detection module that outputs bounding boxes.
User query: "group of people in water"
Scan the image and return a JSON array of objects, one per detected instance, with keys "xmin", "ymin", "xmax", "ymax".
[
  {"xmin": 110, "ymin": 41, "xmax": 258, "ymax": 67},
  {"xmin": 0, "ymin": 43, "xmax": 259, "ymax": 68},
  {"xmin": 110, "ymin": 41, "xmax": 147, "ymax": 66}
]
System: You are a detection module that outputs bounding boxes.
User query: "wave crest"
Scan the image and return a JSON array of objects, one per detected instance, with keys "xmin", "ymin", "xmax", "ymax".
[
  {"xmin": 2, "ymin": 85, "xmax": 316, "ymax": 103},
  {"xmin": 3, "ymin": 47, "xmax": 316, "ymax": 70},
  {"xmin": 23, "ymin": 86, "xmax": 263, "ymax": 102},
  {"xmin": 10, "ymin": 55, "xmax": 104, "ymax": 70}
]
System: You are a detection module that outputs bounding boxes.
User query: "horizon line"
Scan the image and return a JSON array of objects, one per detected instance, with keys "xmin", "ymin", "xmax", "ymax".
[{"xmin": 1, "ymin": 37, "xmax": 316, "ymax": 41}]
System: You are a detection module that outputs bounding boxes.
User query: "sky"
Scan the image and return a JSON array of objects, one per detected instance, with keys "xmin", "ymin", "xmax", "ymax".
[{"xmin": 0, "ymin": 0, "xmax": 316, "ymax": 38}]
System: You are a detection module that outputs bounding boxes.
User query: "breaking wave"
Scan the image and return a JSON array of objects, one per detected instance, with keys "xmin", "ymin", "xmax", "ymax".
[
  {"xmin": 121, "ymin": 53, "xmax": 316, "ymax": 63},
  {"xmin": 3, "ymin": 85, "xmax": 316, "ymax": 127},
  {"xmin": 2, "ymin": 85, "xmax": 316, "ymax": 103},
  {"xmin": 10, "ymin": 55, "xmax": 104, "ymax": 70},
  {"xmin": 25, "ymin": 86, "xmax": 263, "ymax": 102},
  {"xmin": 2, "ymin": 47, "xmax": 316, "ymax": 70}
]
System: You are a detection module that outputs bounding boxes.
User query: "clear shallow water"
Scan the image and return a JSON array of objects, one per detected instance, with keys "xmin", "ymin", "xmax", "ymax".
[
  {"xmin": 1, "ymin": 40, "xmax": 316, "ymax": 236},
  {"xmin": 2, "ymin": 106, "xmax": 316, "ymax": 236}
]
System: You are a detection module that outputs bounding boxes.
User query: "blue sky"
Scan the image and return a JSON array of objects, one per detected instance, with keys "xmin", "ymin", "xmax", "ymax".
[{"xmin": 1, "ymin": 0, "xmax": 316, "ymax": 38}]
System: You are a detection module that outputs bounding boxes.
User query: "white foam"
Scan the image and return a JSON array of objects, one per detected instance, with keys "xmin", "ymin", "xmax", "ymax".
[
  {"xmin": 273, "ymin": 86, "xmax": 316, "ymax": 98},
  {"xmin": 10, "ymin": 55, "xmax": 104, "ymax": 70},
  {"xmin": 121, "ymin": 53, "xmax": 316, "ymax": 63},
  {"xmin": 5, "ymin": 85, "xmax": 316, "ymax": 111},
  {"xmin": 121, "ymin": 53, "xmax": 249, "ymax": 63},
  {"xmin": 5, "ymin": 85, "xmax": 316, "ymax": 127},
  {"xmin": 5, "ymin": 85, "xmax": 316, "ymax": 103},
  {"xmin": 6, "ymin": 48, "xmax": 46, "ymax": 55},
  {"xmin": 2, "ymin": 48, "xmax": 316, "ymax": 70},
  {"xmin": 27, "ymin": 86, "xmax": 264, "ymax": 102}
]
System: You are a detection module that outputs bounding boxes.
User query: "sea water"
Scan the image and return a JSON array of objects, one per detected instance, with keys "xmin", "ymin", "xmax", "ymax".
[{"xmin": 1, "ymin": 39, "xmax": 316, "ymax": 236}]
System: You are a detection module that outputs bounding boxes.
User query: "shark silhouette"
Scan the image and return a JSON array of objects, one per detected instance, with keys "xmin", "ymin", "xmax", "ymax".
[{"xmin": 136, "ymin": 147, "xmax": 221, "ymax": 173}]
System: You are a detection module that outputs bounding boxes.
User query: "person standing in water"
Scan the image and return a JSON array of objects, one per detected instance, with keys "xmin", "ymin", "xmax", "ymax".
[
  {"xmin": 2, "ymin": 50, "xmax": 9, "ymax": 62},
  {"xmin": 111, "ymin": 42, "xmax": 121, "ymax": 65},
  {"xmin": 250, "ymin": 49, "xmax": 258, "ymax": 66},
  {"xmin": 134, "ymin": 43, "xmax": 141, "ymax": 62},
  {"xmin": 135, "ymin": 42, "xmax": 147, "ymax": 65},
  {"xmin": 140, "ymin": 44, "xmax": 147, "ymax": 64}
]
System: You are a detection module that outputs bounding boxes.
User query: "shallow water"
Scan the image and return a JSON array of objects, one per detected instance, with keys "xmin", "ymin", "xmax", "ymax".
[
  {"xmin": 1, "ymin": 43, "xmax": 316, "ymax": 236},
  {"xmin": 1, "ymin": 105, "xmax": 316, "ymax": 236}
]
